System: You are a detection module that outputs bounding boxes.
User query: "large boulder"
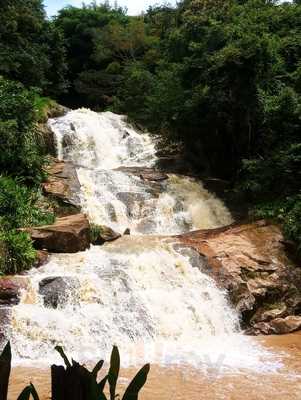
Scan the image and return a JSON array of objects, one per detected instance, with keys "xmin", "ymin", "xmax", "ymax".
[
  {"xmin": 39, "ymin": 276, "xmax": 80, "ymax": 309},
  {"xmin": 176, "ymin": 220, "xmax": 301, "ymax": 334},
  {"xmin": 42, "ymin": 159, "xmax": 81, "ymax": 214},
  {"xmin": 248, "ymin": 316, "xmax": 301, "ymax": 335},
  {"xmin": 0, "ymin": 277, "xmax": 29, "ymax": 305},
  {"xmin": 22, "ymin": 214, "xmax": 90, "ymax": 253}
]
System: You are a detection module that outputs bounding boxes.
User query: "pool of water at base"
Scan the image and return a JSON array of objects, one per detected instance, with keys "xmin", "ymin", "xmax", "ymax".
[{"xmin": 8, "ymin": 333, "xmax": 301, "ymax": 400}]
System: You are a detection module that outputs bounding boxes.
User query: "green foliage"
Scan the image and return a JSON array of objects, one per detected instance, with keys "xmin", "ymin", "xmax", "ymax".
[
  {"xmin": 53, "ymin": 345, "xmax": 150, "ymax": 400},
  {"xmin": 0, "ymin": 0, "xmax": 300, "ymax": 254},
  {"xmin": 116, "ymin": 63, "xmax": 154, "ymax": 123},
  {"xmin": 90, "ymin": 224, "xmax": 103, "ymax": 245},
  {"xmin": 0, "ymin": 342, "xmax": 39, "ymax": 400},
  {"xmin": 0, "ymin": 78, "xmax": 45, "ymax": 183},
  {"xmin": 252, "ymin": 196, "xmax": 301, "ymax": 253},
  {"xmin": 33, "ymin": 95, "xmax": 56, "ymax": 123},
  {"xmin": 0, "ymin": 177, "xmax": 54, "ymax": 230},
  {"xmin": 55, "ymin": 3, "xmax": 158, "ymax": 107},
  {"xmin": 115, "ymin": 0, "xmax": 301, "ymax": 251},
  {"xmin": 17, "ymin": 384, "xmax": 40, "ymax": 400},
  {"xmin": 0, "ymin": 0, "xmax": 67, "ymax": 95},
  {"xmin": 0, "ymin": 342, "xmax": 11, "ymax": 400},
  {"xmin": 0, "ymin": 177, "xmax": 54, "ymax": 274},
  {"xmin": 0, "ymin": 230, "xmax": 36, "ymax": 275}
]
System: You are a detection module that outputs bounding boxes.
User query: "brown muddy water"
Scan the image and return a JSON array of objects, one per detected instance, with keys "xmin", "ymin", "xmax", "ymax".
[{"xmin": 8, "ymin": 333, "xmax": 301, "ymax": 400}]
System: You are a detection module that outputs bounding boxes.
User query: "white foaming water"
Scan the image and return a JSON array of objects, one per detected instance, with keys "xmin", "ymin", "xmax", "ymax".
[
  {"xmin": 8, "ymin": 240, "xmax": 282, "ymax": 373},
  {"xmin": 6, "ymin": 109, "xmax": 282, "ymax": 374},
  {"xmin": 48, "ymin": 109, "xmax": 233, "ymax": 234},
  {"xmin": 50, "ymin": 109, "xmax": 157, "ymax": 169}
]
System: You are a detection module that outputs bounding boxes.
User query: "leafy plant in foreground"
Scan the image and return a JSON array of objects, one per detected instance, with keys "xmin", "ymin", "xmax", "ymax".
[
  {"xmin": 52, "ymin": 345, "xmax": 150, "ymax": 400},
  {"xmin": 0, "ymin": 342, "xmax": 39, "ymax": 400},
  {"xmin": 0, "ymin": 342, "xmax": 150, "ymax": 400}
]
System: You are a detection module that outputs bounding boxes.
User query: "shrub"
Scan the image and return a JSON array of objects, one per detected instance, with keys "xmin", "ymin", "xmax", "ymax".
[
  {"xmin": 252, "ymin": 195, "xmax": 301, "ymax": 253},
  {"xmin": 0, "ymin": 177, "xmax": 54, "ymax": 230},
  {"xmin": 90, "ymin": 224, "xmax": 103, "ymax": 245},
  {"xmin": 0, "ymin": 230, "xmax": 36, "ymax": 275},
  {"xmin": 0, "ymin": 78, "xmax": 45, "ymax": 184},
  {"xmin": 0, "ymin": 177, "xmax": 54, "ymax": 274},
  {"xmin": 33, "ymin": 94, "xmax": 56, "ymax": 123}
]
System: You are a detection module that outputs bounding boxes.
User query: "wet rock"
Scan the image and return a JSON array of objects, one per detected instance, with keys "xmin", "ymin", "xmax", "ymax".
[
  {"xmin": 34, "ymin": 250, "xmax": 49, "ymax": 268},
  {"xmin": 39, "ymin": 276, "xmax": 80, "ymax": 309},
  {"xmin": 0, "ymin": 281, "xmax": 19, "ymax": 305},
  {"xmin": 172, "ymin": 244, "xmax": 207, "ymax": 271},
  {"xmin": 62, "ymin": 134, "xmax": 75, "ymax": 149},
  {"xmin": 116, "ymin": 167, "xmax": 168, "ymax": 182},
  {"xmin": 122, "ymin": 130, "xmax": 130, "ymax": 139},
  {"xmin": 46, "ymin": 103, "xmax": 69, "ymax": 119},
  {"xmin": 135, "ymin": 220, "xmax": 157, "ymax": 234},
  {"xmin": 156, "ymin": 156, "xmax": 195, "ymax": 175},
  {"xmin": 123, "ymin": 228, "xmax": 131, "ymax": 235},
  {"xmin": 269, "ymin": 316, "xmax": 301, "ymax": 334},
  {"xmin": 92, "ymin": 225, "xmax": 121, "ymax": 245},
  {"xmin": 42, "ymin": 159, "xmax": 82, "ymax": 212},
  {"xmin": 36, "ymin": 104, "xmax": 68, "ymax": 155},
  {"xmin": 22, "ymin": 214, "xmax": 90, "ymax": 253},
  {"xmin": 250, "ymin": 304, "xmax": 287, "ymax": 324},
  {"xmin": 140, "ymin": 171, "xmax": 168, "ymax": 182},
  {"xmin": 116, "ymin": 192, "xmax": 146, "ymax": 217},
  {"xmin": 0, "ymin": 277, "xmax": 29, "ymax": 305},
  {"xmin": 37, "ymin": 123, "xmax": 56, "ymax": 156},
  {"xmin": 176, "ymin": 220, "xmax": 301, "ymax": 332},
  {"xmin": 248, "ymin": 316, "xmax": 301, "ymax": 335}
]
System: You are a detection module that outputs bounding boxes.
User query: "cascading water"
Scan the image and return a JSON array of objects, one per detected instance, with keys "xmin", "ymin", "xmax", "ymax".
[
  {"xmin": 6, "ymin": 109, "xmax": 282, "ymax": 373},
  {"xmin": 49, "ymin": 109, "xmax": 233, "ymax": 234}
]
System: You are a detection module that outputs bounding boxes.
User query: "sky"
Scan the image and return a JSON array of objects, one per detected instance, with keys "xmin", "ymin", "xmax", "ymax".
[{"xmin": 44, "ymin": 0, "xmax": 176, "ymax": 16}]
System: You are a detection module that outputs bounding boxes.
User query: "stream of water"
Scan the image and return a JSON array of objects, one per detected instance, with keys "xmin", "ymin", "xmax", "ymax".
[{"xmin": 5, "ymin": 109, "xmax": 301, "ymax": 398}]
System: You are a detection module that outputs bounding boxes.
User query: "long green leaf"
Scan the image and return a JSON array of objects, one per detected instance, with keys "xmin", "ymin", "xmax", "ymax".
[
  {"xmin": 17, "ymin": 383, "xmax": 40, "ymax": 400},
  {"xmin": 122, "ymin": 364, "xmax": 150, "ymax": 400},
  {"xmin": 0, "ymin": 342, "xmax": 11, "ymax": 363},
  {"xmin": 55, "ymin": 346, "xmax": 71, "ymax": 368},
  {"xmin": 17, "ymin": 386, "xmax": 31, "ymax": 400},
  {"xmin": 98, "ymin": 374, "xmax": 108, "ymax": 400},
  {"xmin": 29, "ymin": 383, "xmax": 40, "ymax": 400},
  {"xmin": 0, "ymin": 342, "xmax": 12, "ymax": 400},
  {"xmin": 92, "ymin": 359, "xmax": 104, "ymax": 379},
  {"xmin": 108, "ymin": 346, "xmax": 120, "ymax": 400}
]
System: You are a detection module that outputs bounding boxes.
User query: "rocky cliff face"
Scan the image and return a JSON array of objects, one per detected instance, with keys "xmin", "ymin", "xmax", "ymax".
[{"xmin": 176, "ymin": 220, "xmax": 301, "ymax": 334}]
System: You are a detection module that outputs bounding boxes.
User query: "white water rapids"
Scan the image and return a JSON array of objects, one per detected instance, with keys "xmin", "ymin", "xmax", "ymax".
[{"xmin": 6, "ymin": 109, "xmax": 283, "ymax": 374}]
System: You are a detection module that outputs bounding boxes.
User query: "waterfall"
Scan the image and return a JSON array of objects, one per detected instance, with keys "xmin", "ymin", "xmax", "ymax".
[
  {"xmin": 49, "ymin": 109, "xmax": 233, "ymax": 234},
  {"xmin": 6, "ymin": 110, "xmax": 281, "ymax": 373}
]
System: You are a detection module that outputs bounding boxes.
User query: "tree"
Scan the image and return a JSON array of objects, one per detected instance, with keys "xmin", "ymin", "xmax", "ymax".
[
  {"xmin": 0, "ymin": 0, "xmax": 67, "ymax": 96},
  {"xmin": 0, "ymin": 78, "xmax": 44, "ymax": 183}
]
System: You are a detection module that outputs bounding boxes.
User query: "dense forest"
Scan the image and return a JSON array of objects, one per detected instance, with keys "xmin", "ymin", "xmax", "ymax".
[{"xmin": 0, "ymin": 0, "xmax": 300, "ymax": 274}]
